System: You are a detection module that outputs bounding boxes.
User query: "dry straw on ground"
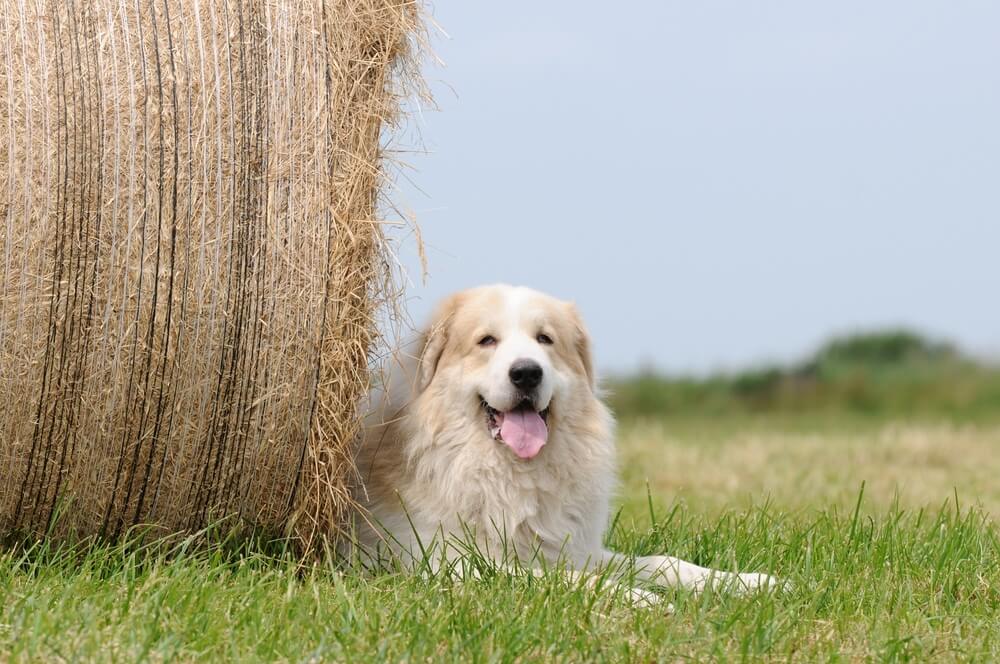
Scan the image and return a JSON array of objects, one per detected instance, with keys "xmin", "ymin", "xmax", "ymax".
[{"xmin": 0, "ymin": 0, "xmax": 424, "ymax": 551}]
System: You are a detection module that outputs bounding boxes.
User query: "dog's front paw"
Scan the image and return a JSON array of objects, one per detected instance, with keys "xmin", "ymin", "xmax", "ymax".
[
  {"xmin": 733, "ymin": 572, "xmax": 788, "ymax": 594},
  {"xmin": 625, "ymin": 586, "xmax": 674, "ymax": 612}
]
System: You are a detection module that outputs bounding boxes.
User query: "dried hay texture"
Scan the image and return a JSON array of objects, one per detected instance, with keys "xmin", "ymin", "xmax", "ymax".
[{"xmin": 0, "ymin": 0, "xmax": 423, "ymax": 551}]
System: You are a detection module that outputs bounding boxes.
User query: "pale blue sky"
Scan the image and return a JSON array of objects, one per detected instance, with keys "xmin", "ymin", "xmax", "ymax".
[{"xmin": 389, "ymin": 0, "xmax": 1000, "ymax": 374}]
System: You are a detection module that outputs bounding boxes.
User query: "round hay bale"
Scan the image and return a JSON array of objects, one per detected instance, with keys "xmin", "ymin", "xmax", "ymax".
[{"xmin": 0, "ymin": 0, "xmax": 423, "ymax": 551}]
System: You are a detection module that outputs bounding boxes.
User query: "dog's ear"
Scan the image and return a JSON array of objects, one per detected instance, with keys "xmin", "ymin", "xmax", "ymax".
[
  {"xmin": 566, "ymin": 303, "xmax": 596, "ymax": 388},
  {"xmin": 417, "ymin": 293, "xmax": 463, "ymax": 391}
]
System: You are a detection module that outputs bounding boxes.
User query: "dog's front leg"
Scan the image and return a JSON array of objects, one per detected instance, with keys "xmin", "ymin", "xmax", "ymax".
[
  {"xmin": 549, "ymin": 567, "xmax": 670, "ymax": 610},
  {"xmin": 599, "ymin": 551, "xmax": 780, "ymax": 595}
]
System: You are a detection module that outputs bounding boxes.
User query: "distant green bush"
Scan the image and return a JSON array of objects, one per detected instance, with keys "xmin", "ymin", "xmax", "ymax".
[
  {"xmin": 812, "ymin": 329, "xmax": 955, "ymax": 368},
  {"xmin": 607, "ymin": 330, "xmax": 1000, "ymax": 420}
]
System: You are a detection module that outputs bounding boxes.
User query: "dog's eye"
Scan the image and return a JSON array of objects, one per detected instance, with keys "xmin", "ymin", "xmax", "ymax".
[
  {"xmin": 478, "ymin": 335, "xmax": 497, "ymax": 347},
  {"xmin": 536, "ymin": 333, "xmax": 554, "ymax": 345}
]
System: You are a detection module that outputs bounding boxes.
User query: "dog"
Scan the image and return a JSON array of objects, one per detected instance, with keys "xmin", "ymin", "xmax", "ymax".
[{"xmin": 351, "ymin": 284, "xmax": 780, "ymax": 604}]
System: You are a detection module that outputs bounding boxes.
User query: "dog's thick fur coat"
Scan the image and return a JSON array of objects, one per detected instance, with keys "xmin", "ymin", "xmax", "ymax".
[{"xmin": 352, "ymin": 285, "xmax": 778, "ymax": 601}]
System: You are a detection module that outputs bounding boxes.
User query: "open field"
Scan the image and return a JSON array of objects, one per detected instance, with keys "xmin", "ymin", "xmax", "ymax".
[
  {"xmin": 617, "ymin": 415, "xmax": 1000, "ymax": 518},
  {"xmin": 2, "ymin": 414, "xmax": 1000, "ymax": 661}
]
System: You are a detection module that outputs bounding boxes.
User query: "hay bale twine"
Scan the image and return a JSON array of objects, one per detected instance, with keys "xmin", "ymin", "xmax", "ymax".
[{"xmin": 0, "ymin": 0, "xmax": 422, "ymax": 550}]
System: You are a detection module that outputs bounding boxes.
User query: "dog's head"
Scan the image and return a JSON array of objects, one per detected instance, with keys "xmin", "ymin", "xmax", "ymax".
[{"xmin": 414, "ymin": 285, "xmax": 596, "ymax": 460}]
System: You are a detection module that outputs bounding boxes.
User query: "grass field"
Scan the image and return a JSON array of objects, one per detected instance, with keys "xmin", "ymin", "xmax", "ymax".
[{"xmin": 3, "ymin": 413, "xmax": 999, "ymax": 662}]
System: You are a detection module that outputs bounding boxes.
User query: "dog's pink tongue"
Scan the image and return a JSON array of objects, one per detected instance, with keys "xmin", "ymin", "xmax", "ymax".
[{"xmin": 500, "ymin": 408, "xmax": 548, "ymax": 459}]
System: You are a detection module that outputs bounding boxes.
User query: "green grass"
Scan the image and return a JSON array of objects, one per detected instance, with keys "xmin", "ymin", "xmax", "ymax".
[{"xmin": 4, "ymin": 416, "xmax": 1000, "ymax": 661}]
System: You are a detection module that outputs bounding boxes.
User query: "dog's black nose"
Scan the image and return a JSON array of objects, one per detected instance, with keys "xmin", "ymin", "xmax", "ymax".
[{"xmin": 509, "ymin": 359, "xmax": 543, "ymax": 390}]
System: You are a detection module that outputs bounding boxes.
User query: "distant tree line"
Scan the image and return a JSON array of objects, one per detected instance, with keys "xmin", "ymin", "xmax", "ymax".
[{"xmin": 607, "ymin": 330, "xmax": 1000, "ymax": 419}]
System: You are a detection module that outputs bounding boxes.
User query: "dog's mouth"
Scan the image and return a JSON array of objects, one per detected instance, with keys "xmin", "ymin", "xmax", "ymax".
[{"xmin": 481, "ymin": 397, "xmax": 549, "ymax": 460}]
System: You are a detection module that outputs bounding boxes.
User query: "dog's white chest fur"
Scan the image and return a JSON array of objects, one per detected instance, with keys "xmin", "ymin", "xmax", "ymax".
[{"xmin": 415, "ymin": 422, "xmax": 611, "ymax": 557}]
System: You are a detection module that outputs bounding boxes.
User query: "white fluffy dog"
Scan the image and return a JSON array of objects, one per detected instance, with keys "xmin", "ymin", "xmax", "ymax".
[{"xmin": 351, "ymin": 285, "xmax": 780, "ymax": 603}]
